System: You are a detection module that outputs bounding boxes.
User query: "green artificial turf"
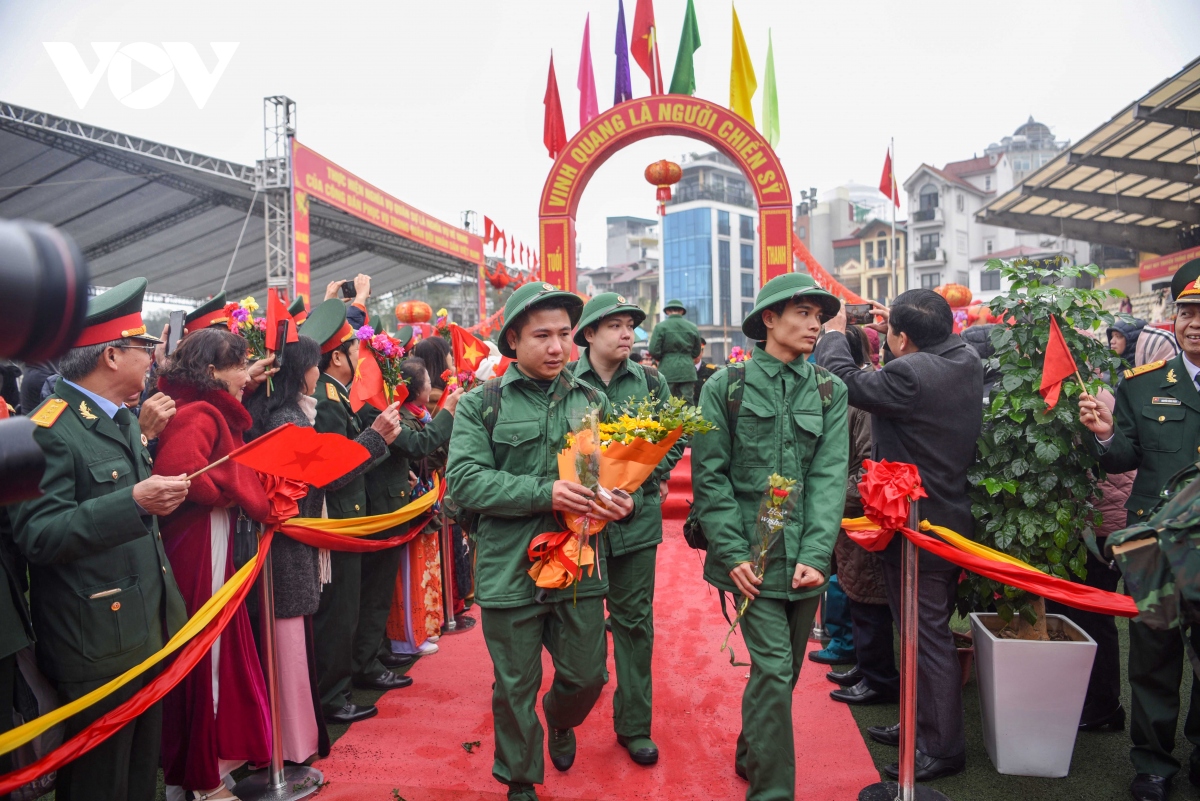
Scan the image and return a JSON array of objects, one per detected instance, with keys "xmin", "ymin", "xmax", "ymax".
[{"xmin": 843, "ymin": 614, "xmax": 1199, "ymax": 800}]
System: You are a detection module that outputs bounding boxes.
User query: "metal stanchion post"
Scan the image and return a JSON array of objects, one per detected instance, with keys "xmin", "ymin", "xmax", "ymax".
[
  {"xmin": 809, "ymin": 590, "xmax": 827, "ymax": 642},
  {"xmin": 234, "ymin": 546, "xmax": 324, "ymax": 801},
  {"xmin": 858, "ymin": 500, "xmax": 951, "ymax": 801},
  {"xmin": 440, "ymin": 519, "xmax": 456, "ymax": 632}
]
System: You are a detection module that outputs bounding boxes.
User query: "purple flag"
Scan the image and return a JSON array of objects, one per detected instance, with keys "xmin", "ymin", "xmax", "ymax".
[
  {"xmin": 614, "ymin": 0, "xmax": 633, "ymax": 104},
  {"xmin": 577, "ymin": 13, "xmax": 600, "ymax": 127}
]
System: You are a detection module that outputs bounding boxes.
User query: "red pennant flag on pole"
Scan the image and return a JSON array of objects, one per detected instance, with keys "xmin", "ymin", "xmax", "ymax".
[
  {"xmin": 230, "ymin": 423, "xmax": 369, "ymax": 487},
  {"xmin": 265, "ymin": 288, "xmax": 299, "ymax": 345},
  {"xmin": 544, "ymin": 53, "xmax": 568, "ymax": 160},
  {"xmin": 1039, "ymin": 316, "xmax": 1080, "ymax": 411},
  {"xmin": 349, "ymin": 346, "xmax": 390, "ymax": 413},
  {"xmin": 450, "ymin": 323, "xmax": 489, "ymax": 373},
  {"xmin": 879, "ymin": 147, "xmax": 900, "ymax": 208}
]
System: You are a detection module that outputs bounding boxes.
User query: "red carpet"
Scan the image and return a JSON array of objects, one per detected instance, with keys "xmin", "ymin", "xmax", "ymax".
[{"xmin": 314, "ymin": 452, "xmax": 878, "ymax": 800}]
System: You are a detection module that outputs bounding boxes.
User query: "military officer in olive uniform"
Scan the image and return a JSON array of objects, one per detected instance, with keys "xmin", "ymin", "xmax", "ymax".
[
  {"xmin": 302, "ymin": 299, "xmax": 403, "ymax": 724},
  {"xmin": 570, "ymin": 293, "xmax": 684, "ymax": 766},
  {"xmin": 1081, "ymin": 258, "xmax": 1200, "ymax": 801},
  {"xmin": 692, "ymin": 273, "xmax": 849, "ymax": 801},
  {"xmin": 446, "ymin": 282, "xmax": 635, "ymax": 801},
  {"xmin": 353, "ymin": 324, "xmax": 463, "ymax": 683},
  {"xmin": 11, "ymin": 278, "xmax": 190, "ymax": 801},
  {"xmin": 648, "ymin": 298, "xmax": 703, "ymax": 403}
]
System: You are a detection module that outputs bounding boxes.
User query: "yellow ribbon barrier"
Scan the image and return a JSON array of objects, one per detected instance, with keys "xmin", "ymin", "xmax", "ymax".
[
  {"xmin": 841, "ymin": 516, "xmax": 1047, "ymax": 575},
  {"xmin": 284, "ymin": 475, "xmax": 440, "ymax": 535}
]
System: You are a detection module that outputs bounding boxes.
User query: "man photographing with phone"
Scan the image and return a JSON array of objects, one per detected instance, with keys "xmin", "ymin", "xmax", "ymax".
[{"xmin": 325, "ymin": 273, "xmax": 373, "ymax": 330}]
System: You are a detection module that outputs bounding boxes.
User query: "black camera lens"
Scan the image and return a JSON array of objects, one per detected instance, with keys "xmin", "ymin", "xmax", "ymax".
[
  {"xmin": 0, "ymin": 417, "xmax": 46, "ymax": 505},
  {"xmin": 0, "ymin": 219, "xmax": 90, "ymax": 362}
]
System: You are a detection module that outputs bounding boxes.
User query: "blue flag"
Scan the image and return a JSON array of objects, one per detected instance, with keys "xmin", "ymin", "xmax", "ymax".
[{"xmin": 614, "ymin": 0, "xmax": 633, "ymax": 104}]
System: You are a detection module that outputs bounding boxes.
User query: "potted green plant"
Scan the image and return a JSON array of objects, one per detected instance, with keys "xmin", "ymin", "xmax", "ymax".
[{"xmin": 962, "ymin": 256, "xmax": 1126, "ymax": 777}]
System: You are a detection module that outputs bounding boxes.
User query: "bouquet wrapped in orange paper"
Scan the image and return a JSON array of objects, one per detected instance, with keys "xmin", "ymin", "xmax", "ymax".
[{"xmin": 528, "ymin": 395, "xmax": 714, "ymax": 589}]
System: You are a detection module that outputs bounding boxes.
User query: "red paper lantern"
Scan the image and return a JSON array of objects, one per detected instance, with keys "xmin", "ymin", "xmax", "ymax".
[
  {"xmin": 935, "ymin": 283, "xmax": 972, "ymax": 308},
  {"xmin": 395, "ymin": 300, "xmax": 433, "ymax": 324},
  {"xmin": 645, "ymin": 159, "xmax": 682, "ymax": 214}
]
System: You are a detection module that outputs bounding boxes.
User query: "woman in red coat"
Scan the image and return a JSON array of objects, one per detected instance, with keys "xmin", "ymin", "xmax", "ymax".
[{"xmin": 154, "ymin": 329, "xmax": 271, "ymax": 801}]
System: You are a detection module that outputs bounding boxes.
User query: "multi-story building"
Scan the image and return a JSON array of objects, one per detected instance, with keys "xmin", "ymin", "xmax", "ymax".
[
  {"xmin": 903, "ymin": 118, "xmax": 1090, "ymax": 301},
  {"xmin": 606, "ymin": 216, "xmax": 659, "ymax": 269},
  {"xmin": 830, "ymin": 219, "xmax": 908, "ymax": 302},
  {"xmin": 660, "ymin": 151, "xmax": 759, "ymax": 359},
  {"xmin": 577, "ymin": 215, "xmax": 661, "ymax": 329}
]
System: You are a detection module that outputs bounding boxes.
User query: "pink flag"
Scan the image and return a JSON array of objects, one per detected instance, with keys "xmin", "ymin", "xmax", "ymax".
[{"xmin": 577, "ymin": 13, "xmax": 600, "ymax": 127}]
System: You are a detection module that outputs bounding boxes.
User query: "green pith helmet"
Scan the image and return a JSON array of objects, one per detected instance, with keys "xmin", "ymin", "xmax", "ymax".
[
  {"xmin": 663, "ymin": 298, "xmax": 687, "ymax": 314},
  {"xmin": 1170, "ymin": 258, "xmax": 1200, "ymax": 305},
  {"xmin": 183, "ymin": 291, "xmax": 228, "ymax": 334},
  {"xmin": 741, "ymin": 272, "xmax": 841, "ymax": 341},
  {"xmin": 572, "ymin": 292, "xmax": 647, "ymax": 347},
  {"xmin": 74, "ymin": 277, "xmax": 162, "ymax": 346},
  {"xmin": 496, "ymin": 281, "xmax": 584, "ymax": 358},
  {"xmin": 300, "ymin": 298, "xmax": 354, "ymax": 354}
]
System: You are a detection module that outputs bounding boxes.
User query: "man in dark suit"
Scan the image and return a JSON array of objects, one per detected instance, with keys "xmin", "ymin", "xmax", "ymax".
[{"xmin": 813, "ymin": 288, "xmax": 983, "ymax": 782}]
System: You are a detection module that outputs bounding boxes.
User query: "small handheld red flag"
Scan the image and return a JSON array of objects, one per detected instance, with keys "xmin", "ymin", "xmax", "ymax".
[
  {"xmin": 231, "ymin": 423, "xmax": 369, "ymax": 487},
  {"xmin": 1039, "ymin": 316, "xmax": 1079, "ymax": 411},
  {"xmin": 350, "ymin": 347, "xmax": 390, "ymax": 413},
  {"xmin": 265, "ymin": 289, "xmax": 299, "ymax": 345},
  {"xmin": 450, "ymin": 323, "xmax": 489, "ymax": 373}
]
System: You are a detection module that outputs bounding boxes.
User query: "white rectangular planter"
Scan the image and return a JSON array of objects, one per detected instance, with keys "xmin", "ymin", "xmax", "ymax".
[{"xmin": 969, "ymin": 612, "xmax": 1097, "ymax": 778}]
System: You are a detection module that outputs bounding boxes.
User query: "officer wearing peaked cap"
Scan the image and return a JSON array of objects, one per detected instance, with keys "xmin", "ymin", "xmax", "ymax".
[
  {"xmin": 1081, "ymin": 257, "xmax": 1200, "ymax": 801},
  {"xmin": 11, "ymin": 278, "xmax": 189, "ymax": 801},
  {"xmin": 183, "ymin": 291, "xmax": 229, "ymax": 335},
  {"xmin": 288, "ymin": 295, "xmax": 309, "ymax": 326}
]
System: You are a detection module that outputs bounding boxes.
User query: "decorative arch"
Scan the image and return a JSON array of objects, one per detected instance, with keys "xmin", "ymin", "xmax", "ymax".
[{"xmin": 539, "ymin": 96, "xmax": 793, "ymax": 293}]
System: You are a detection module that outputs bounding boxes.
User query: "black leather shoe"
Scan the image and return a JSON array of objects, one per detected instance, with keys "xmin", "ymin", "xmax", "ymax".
[
  {"xmin": 548, "ymin": 728, "xmax": 576, "ymax": 771},
  {"xmin": 324, "ymin": 703, "xmax": 378, "ymax": 725},
  {"xmin": 830, "ymin": 680, "xmax": 898, "ymax": 706},
  {"xmin": 867, "ymin": 723, "xmax": 900, "ymax": 747},
  {"xmin": 353, "ymin": 670, "xmax": 413, "ymax": 691},
  {"xmin": 883, "ymin": 750, "xmax": 965, "ymax": 781},
  {"xmin": 1079, "ymin": 704, "xmax": 1125, "ymax": 732},
  {"xmin": 827, "ymin": 665, "xmax": 862, "ymax": 687},
  {"xmin": 379, "ymin": 651, "xmax": 415, "ymax": 670},
  {"xmin": 1190, "ymin": 759, "xmax": 1200, "ymax": 788},
  {"xmin": 616, "ymin": 734, "xmax": 659, "ymax": 765},
  {"xmin": 1130, "ymin": 774, "xmax": 1171, "ymax": 801}
]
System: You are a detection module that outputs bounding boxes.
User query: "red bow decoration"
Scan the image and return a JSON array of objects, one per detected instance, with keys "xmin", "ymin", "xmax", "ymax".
[
  {"xmin": 257, "ymin": 472, "xmax": 310, "ymax": 525},
  {"xmin": 853, "ymin": 459, "xmax": 928, "ymax": 550}
]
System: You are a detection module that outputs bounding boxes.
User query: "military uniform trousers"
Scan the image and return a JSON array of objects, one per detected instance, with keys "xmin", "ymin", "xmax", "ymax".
[
  {"xmin": 666, "ymin": 381, "xmax": 696, "ymax": 405},
  {"xmin": 352, "ymin": 529, "xmax": 405, "ymax": 681},
  {"xmin": 1128, "ymin": 609, "xmax": 1200, "ymax": 778},
  {"xmin": 54, "ymin": 667, "xmax": 162, "ymax": 801},
  {"xmin": 314, "ymin": 550, "xmax": 361, "ymax": 714},
  {"xmin": 734, "ymin": 594, "xmax": 820, "ymax": 801},
  {"xmin": 605, "ymin": 544, "xmax": 657, "ymax": 738},
  {"xmin": 481, "ymin": 597, "xmax": 607, "ymax": 787}
]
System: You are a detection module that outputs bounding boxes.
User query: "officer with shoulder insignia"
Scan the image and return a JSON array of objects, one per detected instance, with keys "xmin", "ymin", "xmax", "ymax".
[
  {"xmin": 301, "ymin": 299, "xmax": 403, "ymax": 725},
  {"xmin": 1080, "ymin": 257, "xmax": 1200, "ymax": 801},
  {"xmin": 353, "ymin": 320, "xmax": 462, "ymax": 681},
  {"xmin": 446, "ymin": 282, "xmax": 635, "ymax": 801},
  {"xmin": 569, "ymin": 292, "xmax": 684, "ymax": 766},
  {"xmin": 11, "ymin": 278, "xmax": 190, "ymax": 801},
  {"xmin": 696, "ymin": 336, "xmax": 719, "ymax": 389}
]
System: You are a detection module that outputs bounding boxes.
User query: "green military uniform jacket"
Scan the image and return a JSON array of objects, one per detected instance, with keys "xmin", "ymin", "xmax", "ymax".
[
  {"xmin": 0, "ymin": 510, "xmax": 34, "ymax": 661},
  {"xmin": 1088, "ymin": 353, "xmax": 1200, "ymax": 520},
  {"xmin": 648, "ymin": 315, "xmax": 703, "ymax": 384},
  {"xmin": 314, "ymin": 373, "xmax": 374, "ymax": 519},
  {"xmin": 692, "ymin": 347, "xmax": 850, "ymax": 600},
  {"xmin": 571, "ymin": 351, "xmax": 684, "ymax": 557},
  {"xmin": 446, "ymin": 366, "xmax": 639, "ymax": 608},
  {"xmin": 358, "ymin": 403, "xmax": 455, "ymax": 529},
  {"xmin": 11, "ymin": 382, "xmax": 187, "ymax": 683}
]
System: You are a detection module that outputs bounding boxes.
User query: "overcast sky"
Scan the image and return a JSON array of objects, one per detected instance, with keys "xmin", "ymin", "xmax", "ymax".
[{"xmin": 1, "ymin": 0, "xmax": 1198, "ymax": 275}]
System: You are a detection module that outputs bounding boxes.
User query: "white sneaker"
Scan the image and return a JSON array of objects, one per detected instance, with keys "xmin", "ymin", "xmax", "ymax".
[
  {"xmin": 417, "ymin": 640, "xmax": 439, "ymax": 655},
  {"xmin": 426, "ymin": 635, "xmax": 440, "ymax": 643}
]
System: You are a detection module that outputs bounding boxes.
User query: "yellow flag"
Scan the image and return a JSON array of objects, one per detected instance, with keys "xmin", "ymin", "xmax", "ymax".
[{"xmin": 729, "ymin": 4, "xmax": 757, "ymax": 125}]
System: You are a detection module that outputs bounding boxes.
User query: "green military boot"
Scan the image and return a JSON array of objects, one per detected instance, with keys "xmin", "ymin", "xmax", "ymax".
[
  {"xmin": 548, "ymin": 727, "xmax": 576, "ymax": 771},
  {"xmin": 507, "ymin": 783, "xmax": 539, "ymax": 800},
  {"xmin": 617, "ymin": 734, "xmax": 659, "ymax": 765}
]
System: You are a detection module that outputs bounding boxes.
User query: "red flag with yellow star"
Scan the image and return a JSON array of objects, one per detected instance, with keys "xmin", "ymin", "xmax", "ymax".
[
  {"xmin": 230, "ymin": 423, "xmax": 369, "ymax": 487},
  {"xmin": 451, "ymin": 323, "xmax": 489, "ymax": 373},
  {"xmin": 349, "ymin": 346, "xmax": 389, "ymax": 413}
]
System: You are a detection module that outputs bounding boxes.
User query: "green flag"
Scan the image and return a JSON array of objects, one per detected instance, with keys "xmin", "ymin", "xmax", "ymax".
[
  {"xmin": 669, "ymin": 0, "xmax": 701, "ymax": 95},
  {"xmin": 761, "ymin": 29, "xmax": 779, "ymax": 147}
]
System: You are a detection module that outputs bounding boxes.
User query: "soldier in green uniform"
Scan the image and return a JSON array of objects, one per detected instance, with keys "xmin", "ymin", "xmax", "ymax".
[
  {"xmin": 692, "ymin": 272, "xmax": 849, "ymax": 801},
  {"xmin": 570, "ymin": 292, "xmax": 684, "ymax": 765},
  {"xmin": 1080, "ymin": 259, "xmax": 1200, "ymax": 801},
  {"xmin": 301, "ymin": 299, "xmax": 404, "ymax": 725},
  {"xmin": 353, "ymin": 329, "xmax": 463, "ymax": 680},
  {"xmin": 648, "ymin": 298, "xmax": 702, "ymax": 403},
  {"xmin": 11, "ymin": 278, "xmax": 191, "ymax": 801},
  {"xmin": 446, "ymin": 282, "xmax": 636, "ymax": 801}
]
